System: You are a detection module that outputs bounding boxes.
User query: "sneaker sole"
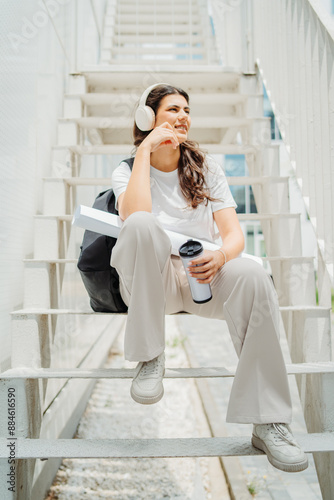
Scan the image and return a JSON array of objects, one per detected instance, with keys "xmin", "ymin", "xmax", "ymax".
[
  {"xmin": 252, "ymin": 435, "xmax": 309, "ymax": 472},
  {"xmin": 130, "ymin": 385, "xmax": 164, "ymax": 405}
]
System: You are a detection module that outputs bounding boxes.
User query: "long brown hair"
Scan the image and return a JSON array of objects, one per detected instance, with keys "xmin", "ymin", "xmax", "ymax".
[{"xmin": 133, "ymin": 84, "xmax": 218, "ymax": 209}]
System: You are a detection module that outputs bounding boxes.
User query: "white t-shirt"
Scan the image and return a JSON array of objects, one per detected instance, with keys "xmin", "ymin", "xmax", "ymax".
[{"xmin": 111, "ymin": 155, "xmax": 237, "ymax": 244}]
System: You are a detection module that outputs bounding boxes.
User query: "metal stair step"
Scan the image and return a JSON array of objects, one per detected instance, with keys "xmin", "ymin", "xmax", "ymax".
[
  {"xmin": 106, "ymin": 23, "xmax": 203, "ymax": 33},
  {"xmin": 65, "ymin": 92, "xmax": 249, "ymax": 106},
  {"xmin": 0, "ymin": 434, "xmax": 333, "ymax": 459},
  {"xmin": 24, "ymin": 258, "xmax": 77, "ymax": 264},
  {"xmin": 279, "ymin": 305, "xmax": 331, "ymax": 311},
  {"xmin": 107, "ymin": 46, "xmax": 206, "ymax": 56},
  {"xmin": 108, "ymin": 6, "xmax": 200, "ymax": 15},
  {"xmin": 11, "ymin": 308, "xmax": 127, "ymax": 315},
  {"xmin": 33, "ymin": 213, "xmax": 300, "ymax": 224},
  {"xmin": 227, "ymin": 176, "xmax": 288, "ymax": 186},
  {"xmin": 105, "ymin": 24, "xmax": 202, "ymax": 36},
  {"xmin": 102, "ymin": 58, "xmax": 216, "ymax": 65},
  {"xmin": 237, "ymin": 213, "xmax": 300, "ymax": 221},
  {"xmin": 104, "ymin": 39, "xmax": 206, "ymax": 51},
  {"xmin": 2, "ymin": 362, "xmax": 334, "ymax": 380},
  {"xmin": 58, "ymin": 115, "xmax": 269, "ymax": 128},
  {"xmin": 109, "ymin": 0, "xmax": 198, "ymax": 5},
  {"xmin": 52, "ymin": 143, "xmax": 258, "ymax": 155},
  {"xmin": 43, "ymin": 175, "xmax": 288, "ymax": 187},
  {"xmin": 82, "ymin": 63, "xmax": 241, "ymax": 71},
  {"xmin": 107, "ymin": 14, "xmax": 201, "ymax": 24},
  {"xmin": 108, "ymin": 34, "xmax": 205, "ymax": 44},
  {"xmin": 12, "ymin": 305, "xmax": 329, "ymax": 316},
  {"xmin": 34, "ymin": 214, "xmax": 72, "ymax": 222},
  {"xmin": 81, "ymin": 66, "xmax": 241, "ymax": 75},
  {"xmin": 108, "ymin": 3, "xmax": 200, "ymax": 12},
  {"xmin": 79, "ymin": 69, "xmax": 242, "ymax": 92},
  {"xmin": 262, "ymin": 256, "xmax": 314, "ymax": 262},
  {"xmin": 108, "ymin": 11, "xmax": 201, "ymax": 19}
]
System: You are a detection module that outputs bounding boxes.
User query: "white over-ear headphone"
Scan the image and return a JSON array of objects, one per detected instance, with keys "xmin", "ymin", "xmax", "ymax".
[{"xmin": 135, "ymin": 83, "xmax": 170, "ymax": 131}]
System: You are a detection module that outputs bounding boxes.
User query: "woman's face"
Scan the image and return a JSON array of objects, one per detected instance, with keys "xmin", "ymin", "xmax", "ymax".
[{"xmin": 154, "ymin": 93, "xmax": 191, "ymax": 144}]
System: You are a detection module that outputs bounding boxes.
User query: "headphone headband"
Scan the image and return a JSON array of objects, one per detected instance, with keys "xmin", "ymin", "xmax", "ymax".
[
  {"xmin": 139, "ymin": 82, "xmax": 170, "ymax": 106},
  {"xmin": 135, "ymin": 82, "xmax": 170, "ymax": 131}
]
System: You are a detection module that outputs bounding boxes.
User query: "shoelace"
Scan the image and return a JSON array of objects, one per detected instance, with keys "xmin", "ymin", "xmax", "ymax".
[
  {"xmin": 272, "ymin": 423, "xmax": 297, "ymax": 447},
  {"xmin": 140, "ymin": 357, "xmax": 162, "ymax": 377}
]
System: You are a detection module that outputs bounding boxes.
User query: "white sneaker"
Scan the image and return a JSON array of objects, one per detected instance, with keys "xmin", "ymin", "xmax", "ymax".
[
  {"xmin": 252, "ymin": 423, "xmax": 309, "ymax": 472},
  {"xmin": 130, "ymin": 352, "xmax": 165, "ymax": 405}
]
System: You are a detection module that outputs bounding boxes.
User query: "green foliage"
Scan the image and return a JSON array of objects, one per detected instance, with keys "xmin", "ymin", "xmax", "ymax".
[
  {"xmin": 315, "ymin": 287, "xmax": 334, "ymax": 312},
  {"xmin": 166, "ymin": 335, "xmax": 187, "ymax": 349},
  {"xmin": 246, "ymin": 472, "xmax": 267, "ymax": 497}
]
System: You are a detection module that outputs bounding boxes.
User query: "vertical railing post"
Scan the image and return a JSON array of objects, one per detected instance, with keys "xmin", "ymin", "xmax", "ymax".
[
  {"xmin": 70, "ymin": 0, "xmax": 78, "ymax": 73},
  {"xmin": 89, "ymin": 0, "xmax": 102, "ymax": 61},
  {"xmin": 241, "ymin": 0, "xmax": 255, "ymax": 73},
  {"xmin": 189, "ymin": 0, "xmax": 193, "ymax": 64},
  {"xmin": 136, "ymin": 0, "xmax": 140, "ymax": 63}
]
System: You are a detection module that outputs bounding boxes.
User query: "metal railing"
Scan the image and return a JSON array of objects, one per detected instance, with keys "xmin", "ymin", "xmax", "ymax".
[
  {"xmin": 250, "ymin": 0, "xmax": 334, "ymax": 303},
  {"xmin": 210, "ymin": 0, "xmax": 334, "ymax": 301}
]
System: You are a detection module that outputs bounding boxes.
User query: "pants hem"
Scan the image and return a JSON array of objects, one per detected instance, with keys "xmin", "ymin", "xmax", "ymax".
[
  {"xmin": 226, "ymin": 415, "xmax": 292, "ymax": 424},
  {"xmin": 125, "ymin": 344, "xmax": 165, "ymax": 363}
]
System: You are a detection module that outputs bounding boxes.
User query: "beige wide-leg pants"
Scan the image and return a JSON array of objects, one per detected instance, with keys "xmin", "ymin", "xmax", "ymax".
[{"xmin": 111, "ymin": 212, "xmax": 292, "ymax": 424}]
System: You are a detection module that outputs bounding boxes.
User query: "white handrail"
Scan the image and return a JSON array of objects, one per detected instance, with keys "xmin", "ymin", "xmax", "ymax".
[
  {"xmin": 40, "ymin": 0, "xmax": 105, "ymax": 71},
  {"xmin": 89, "ymin": 0, "xmax": 102, "ymax": 44}
]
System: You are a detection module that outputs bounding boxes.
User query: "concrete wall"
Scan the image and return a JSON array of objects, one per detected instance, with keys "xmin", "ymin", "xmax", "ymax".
[{"xmin": 0, "ymin": 0, "xmax": 104, "ymax": 371}]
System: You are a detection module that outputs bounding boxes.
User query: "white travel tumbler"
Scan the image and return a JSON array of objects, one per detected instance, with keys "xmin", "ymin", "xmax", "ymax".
[{"xmin": 179, "ymin": 239, "xmax": 212, "ymax": 304}]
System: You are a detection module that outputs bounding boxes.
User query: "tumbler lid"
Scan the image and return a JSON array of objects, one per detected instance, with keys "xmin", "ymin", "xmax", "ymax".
[{"xmin": 179, "ymin": 239, "xmax": 203, "ymax": 257}]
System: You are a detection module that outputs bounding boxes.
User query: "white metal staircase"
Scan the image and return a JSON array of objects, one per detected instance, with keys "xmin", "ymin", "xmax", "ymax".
[
  {"xmin": 1, "ymin": 1, "xmax": 334, "ymax": 499},
  {"xmin": 101, "ymin": 0, "xmax": 219, "ymax": 65}
]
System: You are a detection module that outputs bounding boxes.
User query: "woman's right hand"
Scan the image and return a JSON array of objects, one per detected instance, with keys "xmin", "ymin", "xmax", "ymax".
[{"xmin": 140, "ymin": 122, "xmax": 179, "ymax": 153}]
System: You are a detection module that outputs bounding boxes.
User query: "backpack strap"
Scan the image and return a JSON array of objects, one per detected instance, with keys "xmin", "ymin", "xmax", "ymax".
[{"xmin": 122, "ymin": 157, "xmax": 135, "ymax": 170}]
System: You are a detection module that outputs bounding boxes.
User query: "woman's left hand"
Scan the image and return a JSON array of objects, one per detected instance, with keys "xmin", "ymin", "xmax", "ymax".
[{"xmin": 188, "ymin": 250, "xmax": 225, "ymax": 284}]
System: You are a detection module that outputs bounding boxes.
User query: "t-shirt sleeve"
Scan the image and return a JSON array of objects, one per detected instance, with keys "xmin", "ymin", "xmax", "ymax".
[
  {"xmin": 111, "ymin": 161, "xmax": 132, "ymax": 210},
  {"xmin": 205, "ymin": 157, "xmax": 237, "ymax": 212}
]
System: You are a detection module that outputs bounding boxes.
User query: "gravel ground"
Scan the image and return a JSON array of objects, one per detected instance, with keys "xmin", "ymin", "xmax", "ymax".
[{"xmin": 45, "ymin": 317, "xmax": 230, "ymax": 500}]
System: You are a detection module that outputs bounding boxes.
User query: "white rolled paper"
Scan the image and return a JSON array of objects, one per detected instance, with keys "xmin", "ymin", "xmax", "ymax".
[
  {"xmin": 72, "ymin": 205, "xmax": 263, "ymax": 265},
  {"xmin": 72, "ymin": 205, "xmax": 123, "ymax": 238}
]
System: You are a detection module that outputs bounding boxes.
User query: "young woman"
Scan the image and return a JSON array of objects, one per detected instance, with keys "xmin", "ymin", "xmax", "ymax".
[{"xmin": 110, "ymin": 83, "xmax": 308, "ymax": 473}]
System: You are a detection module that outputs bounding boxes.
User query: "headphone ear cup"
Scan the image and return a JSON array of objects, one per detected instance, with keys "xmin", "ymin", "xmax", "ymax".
[{"xmin": 135, "ymin": 105, "xmax": 155, "ymax": 131}]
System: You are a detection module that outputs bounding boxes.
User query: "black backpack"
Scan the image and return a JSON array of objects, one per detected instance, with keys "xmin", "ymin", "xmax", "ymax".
[{"xmin": 77, "ymin": 157, "xmax": 134, "ymax": 313}]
